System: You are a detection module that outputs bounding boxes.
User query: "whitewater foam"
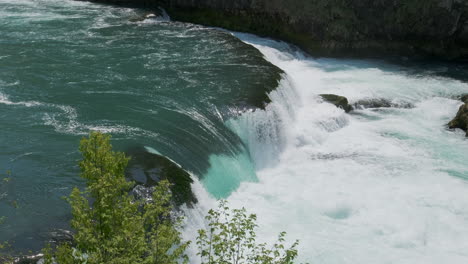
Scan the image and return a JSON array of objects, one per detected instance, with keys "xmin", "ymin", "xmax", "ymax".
[
  {"xmin": 184, "ymin": 33, "xmax": 468, "ymax": 263},
  {"xmin": 0, "ymin": 92, "xmax": 42, "ymax": 107}
]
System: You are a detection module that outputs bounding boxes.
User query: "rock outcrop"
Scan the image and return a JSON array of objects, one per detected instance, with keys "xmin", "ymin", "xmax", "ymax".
[
  {"xmin": 82, "ymin": 0, "xmax": 468, "ymax": 60},
  {"xmin": 448, "ymin": 95, "xmax": 468, "ymax": 137},
  {"xmin": 320, "ymin": 94, "xmax": 352, "ymax": 112},
  {"xmin": 126, "ymin": 146, "xmax": 197, "ymax": 207}
]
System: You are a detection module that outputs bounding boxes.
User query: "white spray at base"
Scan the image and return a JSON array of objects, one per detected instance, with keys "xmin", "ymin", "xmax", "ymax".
[{"xmin": 183, "ymin": 32, "xmax": 468, "ymax": 264}]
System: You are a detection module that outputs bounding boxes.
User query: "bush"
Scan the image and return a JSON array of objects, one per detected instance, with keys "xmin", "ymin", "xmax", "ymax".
[{"xmin": 196, "ymin": 200, "xmax": 300, "ymax": 264}]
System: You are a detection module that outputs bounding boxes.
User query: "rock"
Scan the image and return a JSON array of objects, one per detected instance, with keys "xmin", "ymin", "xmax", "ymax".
[
  {"xmin": 44, "ymin": 229, "xmax": 74, "ymax": 245},
  {"xmin": 352, "ymin": 98, "xmax": 414, "ymax": 109},
  {"xmin": 129, "ymin": 12, "xmax": 158, "ymax": 22},
  {"xmin": 132, "ymin": 184, "xmax": 156, "ymax": 203},
  {"xmin": 126, "ymin": 146, "xmax": 197, "ymax": 207},
  {"xmin": 448, "ymin": 102, "xmax": 468, "ymax": 136},
  {"xmin": 319, "ymin": 94, "xmax": 353, "ymax": 113},
  {"xmin": 460, "ymin": 93, "xmax": 468, "ymax": 103},
  {"xmin": 13, "ymin": 254, "xmax": 44, "ymax": 264},
  {"xmin": 12, "ymin": 229, "xmax": 73, "ymax": 264}
]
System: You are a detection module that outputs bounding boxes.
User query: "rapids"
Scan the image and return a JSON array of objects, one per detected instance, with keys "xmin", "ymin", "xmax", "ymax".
[
  {"xmin": 1, "ymin": 1, "xmax": 468, "ymax": 263},
  {"xmin": 184, "ymin": 33, "xmax": 468, "ymax": 264}
]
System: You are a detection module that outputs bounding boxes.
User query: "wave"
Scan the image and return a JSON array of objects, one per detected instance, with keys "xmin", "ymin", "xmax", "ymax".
[
  {"xmin": 0, "ymin": 91, "xmax": 157, "ymax": 138},
  {"xmin": 0, "ymin": 92, "xmax": 42, "ymax": 107}
]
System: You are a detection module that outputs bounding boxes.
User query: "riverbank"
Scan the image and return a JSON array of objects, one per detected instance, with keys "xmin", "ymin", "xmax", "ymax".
[{"xmin": 80, "ymin": 0, "xmax": 468, "ymax": 60}]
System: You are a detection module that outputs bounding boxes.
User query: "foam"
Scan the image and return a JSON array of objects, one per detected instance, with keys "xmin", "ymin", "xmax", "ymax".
[{"xmin": 184, "ymin": 33, "xmax": 468, "ymax": 263}]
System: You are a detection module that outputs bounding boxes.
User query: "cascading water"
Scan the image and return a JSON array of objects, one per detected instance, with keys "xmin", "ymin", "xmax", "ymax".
[
  {"xmin": 1, "ymin": 1, "xmax": 468, "ymax": 262},
  {"xmin": 184, "ymin": 33, "xmax": 468, "ymax": 264}
]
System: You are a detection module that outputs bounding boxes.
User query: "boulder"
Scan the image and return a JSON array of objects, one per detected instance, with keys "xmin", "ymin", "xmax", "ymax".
[
  {"xmin": 125, "ymin": 146, "xmax": 197, "ymax": 207},
  {"xmin": 448, "ymin": 101, "xmax": 468, "ymax": 137},
  {"xmin": 460, "ymin": 93, "xmax": 468, "ymax": 103},
  {"xmin": 352, "ymin": 98, "xmax": 414, "ymax": 109},
  {"xmin": 319, "ymin": 94, "xmax": 352, "ymax": 113}
]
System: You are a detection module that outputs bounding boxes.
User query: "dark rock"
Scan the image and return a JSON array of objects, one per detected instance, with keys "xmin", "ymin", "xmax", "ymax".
[
  {"xmin": 13, "ymin": 254, "xmax": 43, "ymax": 264},
  {"xmin": 44, "ymin": 229, "xmax": 74, "ymax": 245},
  {"xmin": 128, "ymin": 14, "xmax": 151, "ymax": 22},
  {"xmin": 126, "ymin": 146, "xmax": 197, "ymax": 207},
  {"xmin": 319, "ymin": 94, "xmax": 353, "ymax": 113},
  {"xmin": 352, "ymin": 98, "xmax": 414, "ymax": 109},
  {"xmin": 81, "ymin": 0, "xmax": 468, "ymax": 60},
  {"xmin": 448, "ymin": 102, "xmax": 468, "ymax": 137},
  {"xmin": 460, "ymin": 93, "xmax": 468, "ymax": 103}
]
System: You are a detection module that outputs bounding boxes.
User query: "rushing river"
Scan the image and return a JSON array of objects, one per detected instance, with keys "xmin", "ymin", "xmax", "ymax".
[{"xmin": 1, "ymin": 0, "xmax": 468, "ymax": 263}]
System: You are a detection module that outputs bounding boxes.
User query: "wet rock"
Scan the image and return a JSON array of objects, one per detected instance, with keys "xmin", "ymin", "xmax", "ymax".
[
  {"xmin": 129, "ymin": 13, "xmax": 159, "ymax": 22},
  {"xmin": 319, "ymin": 94, "xmax": 352, "ymax": 113},
  {"xmin": 131, "ymin": 184, "xmax": 156, "ymax": 203},
  {"xmin": 448, "ymin": 101, "xmax": 468, "ymax": 137},
  {"xmin": 44, "ymin": 229, "xmax": 74, "ymax": 245},
  {"xmin": 352, "ymin": 98, "xmax": 414, "ymax": 109},
  {"xmin": 13, "ymin": 254, "xmax": 44, "ymax": 264},
  {"xmin": 126, "ymin": 146, "xmax": 197, "ymax": 207},
  {"xmin": 460, "ymin": 93, "xmax": 468, "ymax": 103}
]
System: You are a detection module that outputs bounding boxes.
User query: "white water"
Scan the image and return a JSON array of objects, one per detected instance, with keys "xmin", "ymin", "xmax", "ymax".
[{"xmin": 183, "ymin": 32, "xmax": 468, "ymax": 264}]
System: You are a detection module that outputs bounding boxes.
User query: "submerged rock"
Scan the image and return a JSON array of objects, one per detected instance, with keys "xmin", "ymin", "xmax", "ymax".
[
  {"xmin": 42, "ymin": 229, "xmax": 74, "ymax": 245},
  {"xmin": 13, "ymin": 254, "xmax": 44, "ymax": 264},
  {"xmin": 352, "ymin": 98, "xmax": 414, "ymax": 109},
  {"xmin": 126, "ymin": 146, "xmax": 197, "ymax": 207},
  {"xmin": 319, "ymin": 94, "xmax": 352, "ymax": 113},
  {"xmin": 448, "ymin": 101, "xmax": 468, "ymax": 137},
  {"xmin": 128, "ymin": 13, "xmax": 154, "ymax": 22}
]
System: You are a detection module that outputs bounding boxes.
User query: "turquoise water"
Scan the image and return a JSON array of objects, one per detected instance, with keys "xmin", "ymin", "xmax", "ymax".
[
  {"xmin": 2, "ymin": 0, "xmax": 468, "ymax": 263},
  {"xmin": 0, "ymin": 0, "xmax": 278, "ymax": 251}
]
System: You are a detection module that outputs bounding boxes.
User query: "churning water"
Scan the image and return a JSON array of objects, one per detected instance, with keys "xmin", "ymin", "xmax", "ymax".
[
  {"xmin": 184, "ymin": 34, "xmax": 468, "ymax": 264},
  {"xmin": 1, "ymin": 0, "xmax": 468, "ymax": 263}
]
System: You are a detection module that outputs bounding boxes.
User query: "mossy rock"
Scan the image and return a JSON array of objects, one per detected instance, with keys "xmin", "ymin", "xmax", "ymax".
[
  {"xmin": 448, "ymin": 102, "xmax": 468, "ymax": 137},
  {"xmin": 320, "ymin": 94, "xmax": 352, "ymax": 112},
  {"xmin": 125, "ymin": 146, "xmax": 197, "ymax": 207}
]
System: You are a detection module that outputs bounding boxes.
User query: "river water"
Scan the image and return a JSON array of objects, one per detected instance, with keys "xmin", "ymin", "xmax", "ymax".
[{"xmin": 1, "ymin": 0, "xmax": 468, "ymax": 263}]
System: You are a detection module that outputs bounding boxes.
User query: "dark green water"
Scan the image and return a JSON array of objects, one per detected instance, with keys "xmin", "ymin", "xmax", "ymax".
[{"xmin": 0, "ymin": 0, "xmax": 279, "ymax": 251}]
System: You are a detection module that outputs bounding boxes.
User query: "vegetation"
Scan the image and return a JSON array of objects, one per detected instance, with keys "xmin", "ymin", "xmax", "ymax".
[
  {"xmin": 44, "ymin": 132, "xmax": 300, "ymax": 264},
  {"xmin": 47, "ymin": 132, "xmax": 189, "ymax": 264},
  {"xmin": 0, "ymin": 171, "xmax": 13, "ymax": 263},
  {"xmin": 197, "ymin": 201, "xmax": 299, "ymax": 264}
]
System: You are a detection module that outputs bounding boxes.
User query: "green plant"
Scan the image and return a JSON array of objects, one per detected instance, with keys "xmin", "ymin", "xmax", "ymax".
[
  {"xmin": 47, "ymin": 132, "xmax": 189, "ymax": 264},
  {"xmin": 196, "ymin": 200, "xmax": 300, "ymax": 264},
  {"xmin": 0, "ymin": 171, "xmax": 13, "ymax": 263}
]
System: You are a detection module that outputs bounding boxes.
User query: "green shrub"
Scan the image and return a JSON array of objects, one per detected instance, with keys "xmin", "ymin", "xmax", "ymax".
[
  {"xmin": 196, "ymin": 200, "xmax": 300, "ymax": 264},
  {"xmin": 48, "ymin": 132, "xmax": 189, "ymax": 264}
]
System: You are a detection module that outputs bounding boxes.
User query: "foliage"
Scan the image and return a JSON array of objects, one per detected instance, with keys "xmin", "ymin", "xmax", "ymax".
[
  {"xmin": 43, "ymin": 131, "xmax": 301, "ymax": 264},
  {"xmin": 0, "ymin": 171, "xmax": 14, "ymax": 263},
  {"xmin": 196, "ymin": 200, "xmax": 300, "ymax": 264},
  {"xmin": 46, "ymin": 131, "xmax": 189, "ymax": 264}
]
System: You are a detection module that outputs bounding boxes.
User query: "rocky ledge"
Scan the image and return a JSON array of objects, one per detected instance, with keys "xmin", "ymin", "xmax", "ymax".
[{"xmin": 81, "ymin": 0, "xmax": 468, "ymax": 60}]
